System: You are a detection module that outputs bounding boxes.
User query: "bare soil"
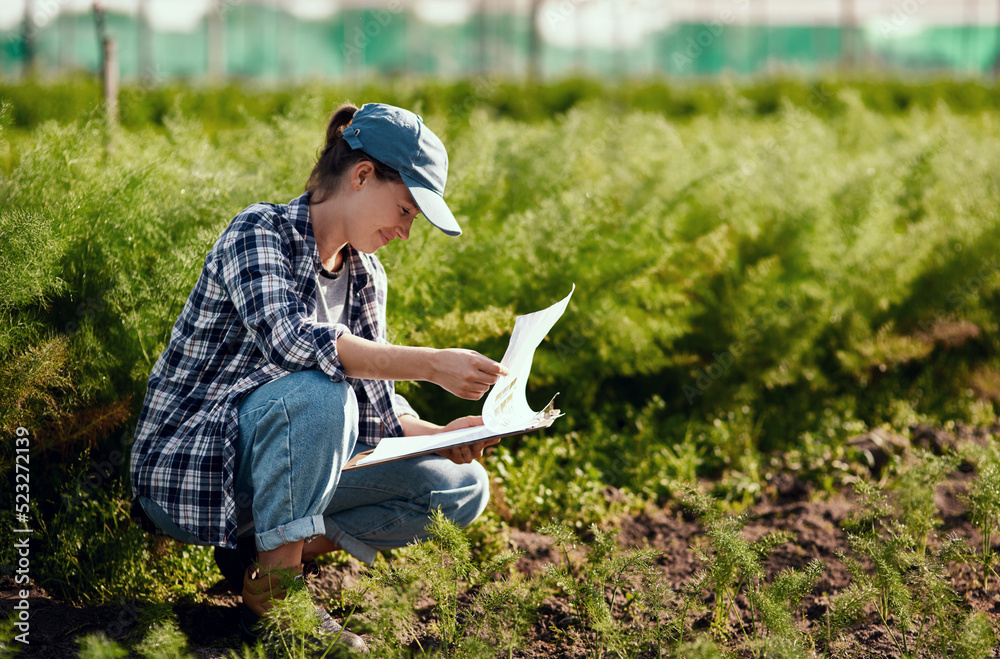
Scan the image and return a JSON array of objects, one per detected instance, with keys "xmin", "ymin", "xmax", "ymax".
[{"xmin": 3, "ymin": 456, "xmax": 999, "ymax": 658}]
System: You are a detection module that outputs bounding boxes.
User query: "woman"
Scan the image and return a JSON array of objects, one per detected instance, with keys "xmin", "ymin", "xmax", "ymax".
[{"xmin": 129, "ymin": 103, "xmax": 507, "ymax": 648}]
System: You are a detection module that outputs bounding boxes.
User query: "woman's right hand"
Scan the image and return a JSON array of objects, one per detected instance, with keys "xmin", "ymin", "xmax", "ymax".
[
  {"xmin": 432, "ymin": 348, "xmax": 509, "ymax": 400},
  {"xmin": 335, "ymin": 334, "xmax": 507, "ymax": 398}
]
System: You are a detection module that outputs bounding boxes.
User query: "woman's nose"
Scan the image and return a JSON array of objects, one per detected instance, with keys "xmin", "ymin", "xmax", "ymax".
[{"xmin": 397, "ymin": 217, "xmax": 413, "ymax": 240}]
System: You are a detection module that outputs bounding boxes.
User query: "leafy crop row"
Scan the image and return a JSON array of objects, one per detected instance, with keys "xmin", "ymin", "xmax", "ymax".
[
  {"xmin": 0, "ymin": 78, "xmax": 998, "ymax": 625},
  {"xmin": 2, "ymin": 75, "xmax": 999, "ymax": 131}
]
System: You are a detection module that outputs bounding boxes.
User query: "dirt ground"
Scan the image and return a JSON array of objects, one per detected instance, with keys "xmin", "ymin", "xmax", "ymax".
[{"xmin": 3, "ymin": 442, "xmax": 1000, "ymax": 658}]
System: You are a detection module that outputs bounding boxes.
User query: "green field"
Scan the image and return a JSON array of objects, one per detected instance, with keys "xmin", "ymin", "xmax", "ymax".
[{"xmin": 1, "ymin": 77, "xmax": 999, "ymax": 657}]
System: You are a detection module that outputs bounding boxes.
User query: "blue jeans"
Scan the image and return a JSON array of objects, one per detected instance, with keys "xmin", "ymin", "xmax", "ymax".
[{"xmin": 141, "ymin": 370, "xmax": 490, "ymax": 564}]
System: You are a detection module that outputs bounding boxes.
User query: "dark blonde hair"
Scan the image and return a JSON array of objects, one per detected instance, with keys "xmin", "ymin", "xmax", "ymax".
[{"xmin": 306, "ymin": 103, "xmax": 403, "ymax": 204}]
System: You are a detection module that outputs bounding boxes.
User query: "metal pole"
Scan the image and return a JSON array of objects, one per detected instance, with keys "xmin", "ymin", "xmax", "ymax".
[
  {"xmin": 994, "ymin": 0, "xmax": 1000, "ymax": 76},
  {"xmin": 281, "ymin": 0, "xmax": 296, "ymax": 80},
  {"xmin": 94, "ymin": 2, "xmax": 107, "ymax": 77},
  {"xmin": 208, "ymin": 0, "xmax": 225, "ymax": 80},
  {"xmin": 528, "ymin": 0, "xmax": 542, "ymax": 79},
  {"xmin": 840, "ymin": 0, "xmax": 856, "ymax": 71},
  {"xmin": 59, "ymin": 6, "xmax": 75, "ymax": 73},
  {"xmin": 103, "ymin": 37, "xmax": 119, "ymax": 125},
  {"xmin": 22, "ymin": 0, "xmax": 36, "ymax": 78},
  {"xmin": 757, "ymin": 0, "xmax": 769, "ymax": 74},
  {"xmin": 138, "ymin": 0, "xmax": 153, "ymax": 82},
  {"xmin": 478, "ymin": 0, "xmax": 489, "ymax": 74},
  {"xmin": 576, "ymin": 0, "xmax": 585, "ymax": 73},
  {"xmin": 612, "ymin": 0, "xmax": 623, "ymax": 76}
]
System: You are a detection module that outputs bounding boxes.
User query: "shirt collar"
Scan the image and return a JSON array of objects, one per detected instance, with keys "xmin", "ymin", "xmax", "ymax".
[
  {"xmin": 344, "ymin": 244, "xmax": 370, "ymax": 290},
  {"xmin": 288, "ymin": 191, "xmax": 322, "ymax": 272}
]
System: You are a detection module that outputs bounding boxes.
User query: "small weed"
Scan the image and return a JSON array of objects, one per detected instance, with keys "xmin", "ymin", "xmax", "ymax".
[
  {"xmin": 0, "ymin": 614, "xmax": 22, "ymax": 658},
  {"xmin": 77, "ymin": 634, "xmax": 128, "ymax": 659},
  {"xmin": 345, "ymin": 509, "xmax": 542, "ymax": 658},
  {"xmin": 953, "ymin": 612, "xmax": 998, "ymax": 659},
  {"xmin": 133, "ymin": 616, "xmax": 193, "ymax": 659},
  {"xmin": 342, "ymin": 556, "xmax": 424, "ymax": 652}
]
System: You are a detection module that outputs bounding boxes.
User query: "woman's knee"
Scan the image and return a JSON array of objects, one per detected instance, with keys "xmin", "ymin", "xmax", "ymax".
[
  {"xmin": 236, "ymin": 372, "xmax": 359, "ymax": 498},
  {"xmin": 433, "ymin": 461, "xmax": 490, "ymax": 528},
  {"xmin": 242, "ymin": 371, "xmax": 358, "ymax": 446},
  {"xmin": 284, "ymin": 375, "xmax": 358, "ymax": 440}
]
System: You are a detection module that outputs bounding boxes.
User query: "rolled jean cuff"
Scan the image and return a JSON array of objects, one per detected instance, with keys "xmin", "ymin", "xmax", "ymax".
[
  {"xmin": 324, "ymin": 517, "xmax": 378, "ymax": 566},
  {"xmin": 255, "ymin": 514, "xmax": 327, "ymax": 552}
]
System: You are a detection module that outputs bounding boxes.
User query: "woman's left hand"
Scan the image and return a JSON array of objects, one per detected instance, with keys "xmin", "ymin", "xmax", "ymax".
[{"xmin": 436, "ymin": 416, "xmax": 501, "ymax": 464}]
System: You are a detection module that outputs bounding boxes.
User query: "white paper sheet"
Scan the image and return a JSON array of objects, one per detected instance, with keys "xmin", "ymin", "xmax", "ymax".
[
  {"xmin": 351, "ymin": 286, "xmax": 575, "ymax": 468},
  {"xmin": 482, "ymin": 285, "xmax": 575, "ymax": 431}
]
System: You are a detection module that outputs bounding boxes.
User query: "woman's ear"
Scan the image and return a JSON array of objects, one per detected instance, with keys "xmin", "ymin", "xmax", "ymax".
[{"xmin": 351, "ymin": 161, "xmax": 375, "ymax": 190}]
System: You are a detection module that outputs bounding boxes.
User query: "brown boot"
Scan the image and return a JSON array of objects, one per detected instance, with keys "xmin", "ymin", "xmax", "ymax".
[{"xmin": 240, "ymin": 565, "xmax": 368, "ymax": 654}]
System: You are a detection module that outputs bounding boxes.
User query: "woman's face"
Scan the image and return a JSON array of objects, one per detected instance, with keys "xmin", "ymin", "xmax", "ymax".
[{"xmin": 348, "ymin": 171, "xmax": 419, "ymax": 254}]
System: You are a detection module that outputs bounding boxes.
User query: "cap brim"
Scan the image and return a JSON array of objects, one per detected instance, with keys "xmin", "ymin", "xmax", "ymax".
[{"xmin": 402, "ymin": 173, "xmax": 462, "ymax": 237}]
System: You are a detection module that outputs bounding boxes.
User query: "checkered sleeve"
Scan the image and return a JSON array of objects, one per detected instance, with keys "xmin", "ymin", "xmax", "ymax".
[
  {"xmin": 394, "ymin": 393, "xmax": 419, "ymax": 420},
  {"xmin": 217, "ymin": 222, "xmax": 348, "ymax": 380}
]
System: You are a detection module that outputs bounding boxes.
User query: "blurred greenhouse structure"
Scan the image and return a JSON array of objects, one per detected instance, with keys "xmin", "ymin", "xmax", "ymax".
[{"xmin": 2, "ymin": 0, "xmax": 999, "ymax": 80}]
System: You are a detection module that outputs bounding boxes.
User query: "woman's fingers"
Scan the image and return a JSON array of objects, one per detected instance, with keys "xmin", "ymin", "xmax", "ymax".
[
  {"xmin": 436, "ymin": 348, "xmax": 509, "ymax": 400},
  {"xmin": 438, "ymin": 437, "xmax": 502, "ymax": 464}
]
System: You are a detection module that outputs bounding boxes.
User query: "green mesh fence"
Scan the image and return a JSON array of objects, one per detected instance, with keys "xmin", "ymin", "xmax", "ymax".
[{"xmin": 1, "ymin": 7, "xmax": 998, "ymax": 79}]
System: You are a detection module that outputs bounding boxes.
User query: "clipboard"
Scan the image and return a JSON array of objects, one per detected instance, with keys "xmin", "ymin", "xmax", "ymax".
[{"xmin": 342, "ymin": 398, "xmax": 562, "ymax": 470}]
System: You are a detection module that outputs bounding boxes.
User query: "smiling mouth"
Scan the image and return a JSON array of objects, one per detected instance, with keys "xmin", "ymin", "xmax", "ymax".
[{"xmin": 379, "ymin": 230, "xmax": 391, "ymax": 246}]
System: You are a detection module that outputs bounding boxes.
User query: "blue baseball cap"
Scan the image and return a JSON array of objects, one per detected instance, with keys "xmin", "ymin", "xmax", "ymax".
[{"xmin": 343, "ymin": 103, "xmax": 462, "ymax": 237}]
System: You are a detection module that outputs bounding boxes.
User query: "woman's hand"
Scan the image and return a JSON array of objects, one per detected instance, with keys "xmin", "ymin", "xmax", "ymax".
[
  {"xmin": 435, "ymin": 415, "xmax": 502, "ymax": 464},
  {"xmin": 431, "ymin": 349, "xmax": 509, "ymax": 400}
]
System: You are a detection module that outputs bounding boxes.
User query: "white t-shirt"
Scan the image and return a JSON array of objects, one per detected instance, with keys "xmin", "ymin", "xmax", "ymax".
[{"xmin": 315, "ymin": 264, "xmax": 350, "ymax": 326}]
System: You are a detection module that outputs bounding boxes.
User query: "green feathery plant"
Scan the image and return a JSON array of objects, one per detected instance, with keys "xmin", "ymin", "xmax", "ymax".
[
  {"xmin": 341, "ymin": 556, "xmax": 424, "ymax": 654},
  {"xmin": 630, "ymin": 558, "xmax": 679, "ymax": 658},
  {"xmin": 834, "ymin": 477, "xmax": 991, "ymax": 658},
  {"xmin": 540, "ymin": 520, "xmax": 670, "ymax": 659},
  {"xmin": 131, "ymin": 603, "xmax": 195, "ymax": 659},
  {"xmin": 133, "ymin": 619, "xmax": 193, "ymax": 659},
  {"xmin": 0, "ymin": 614, "xmax": 22, "ymax": 659},
  {"xmin": 747, "ymin": 559, "xmax": 824, "ymax": 655},
  {"xmin": 70, "ymin": 606, "xmax": 200, "ymax": 659},
  {"xmin": 962, "ymin": 452, "xmax": 1000, "ymax": 591},
  {"xmin": 953, "ymin": 612, "xmax": 998, "ymax": 659},
  {"xmin": 892, "ymin": 451, "xmax": 961, "ymax": 558},
  {"xmin": 77, "ymin": 634, "xmax": 128, "ymax": 659},
  {"xmin": 348, "ymin": 509, "xmax": 539, "ymax": 658},
  {"xmin": 242, "ymin": 565, "xmax": 361, "ymax": 659},
  {"xmin": 419, "ymin": 509, "xmax": 475, "ymax": 651},
  {"xmin": 471, "ymin": 570, "xmax": 546, "ymax": 658},
  {"xmin": 682, "ymin": 487, "xmax": 791, "ymax": 651},
  {"xmin": 838, "ymin": 480, "xmax": 917, "ymax": 657}
]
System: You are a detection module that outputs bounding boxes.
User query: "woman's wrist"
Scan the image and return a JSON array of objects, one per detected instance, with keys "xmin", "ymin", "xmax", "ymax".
[{"xmin": 337, "ymin": 334, "xmax": 440, "ymax": 382}]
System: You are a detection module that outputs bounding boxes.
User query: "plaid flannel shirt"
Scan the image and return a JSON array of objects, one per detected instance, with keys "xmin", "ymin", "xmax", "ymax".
[{"xmin": 129, "ymin": 192, "xmax": 417, "ymax": 547}]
